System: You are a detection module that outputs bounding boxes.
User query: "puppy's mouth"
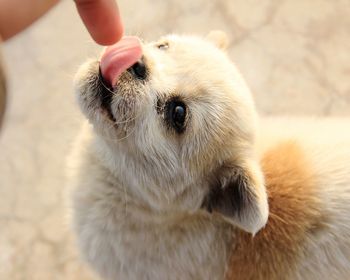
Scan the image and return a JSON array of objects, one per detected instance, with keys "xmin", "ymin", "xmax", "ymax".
[
  {"xmin": 100, "ymin": 36, "xmax": 143, "ymax": 88},
  {"xmin": 97, "ymin": 36, "xmax": 146, "ymax": 122},
  {"xmin": 98, "ymin": 68, "xmax": 116, "ymax": 122}
]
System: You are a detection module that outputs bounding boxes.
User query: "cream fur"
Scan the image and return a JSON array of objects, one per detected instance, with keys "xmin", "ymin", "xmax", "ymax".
[
  {"xmin": 68, "ymin": 33, "xmax": 350, "ymax": 279},
  {"xmin": 259, "ymin": 117, "xmax": 350, "ymax": 280}
]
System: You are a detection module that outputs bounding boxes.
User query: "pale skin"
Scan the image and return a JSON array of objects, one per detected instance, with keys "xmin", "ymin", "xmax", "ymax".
[
  {"xmin": 0, "ymin": 0, "xmax": 123, "ymax": 45},
  {"xmin": 0, "ymin": 0, "xmax": 123, "ymax": 125}
]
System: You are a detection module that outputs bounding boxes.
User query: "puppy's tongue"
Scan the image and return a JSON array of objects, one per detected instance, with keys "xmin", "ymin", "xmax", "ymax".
[{"xmin": 100, "ymin": 36, "xmax": 142, "ymax": 87}]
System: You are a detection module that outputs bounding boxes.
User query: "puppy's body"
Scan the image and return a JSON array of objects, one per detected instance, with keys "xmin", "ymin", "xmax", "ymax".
[
  {"xmin": 242, "ymin": 117, "xmax": 350, "ymax": 280},
  {"xmin": 70, "ymin": 122, "xmax": 234, "ymax": 280},
  {"xmin": 69, "ymin": 34, "xmax": 350, "ymax": 279}
]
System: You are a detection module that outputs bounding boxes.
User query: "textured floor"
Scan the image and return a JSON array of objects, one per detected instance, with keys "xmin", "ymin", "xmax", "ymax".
[{"xmin": 1, "ymin": 0, "xmax": 350, "ymax": 279}]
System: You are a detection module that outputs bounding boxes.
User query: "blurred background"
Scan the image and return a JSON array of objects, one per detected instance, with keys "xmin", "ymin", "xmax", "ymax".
[{"xmin": 1, "ymin": 0, "xmax": 350, "ymax": 279}]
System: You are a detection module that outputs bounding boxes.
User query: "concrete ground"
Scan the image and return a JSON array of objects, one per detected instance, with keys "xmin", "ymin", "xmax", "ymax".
[{"xmin": 1, "ymin": 0, "xmax": 350, "ymax": 279}]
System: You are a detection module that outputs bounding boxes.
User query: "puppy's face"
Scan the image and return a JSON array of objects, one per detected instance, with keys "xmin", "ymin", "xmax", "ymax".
[{"xmin": 74, "ymin": 32, "xmax": 268, "ymax": 234}]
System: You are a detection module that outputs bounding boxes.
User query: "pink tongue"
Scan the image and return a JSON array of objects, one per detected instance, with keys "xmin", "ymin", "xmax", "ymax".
[{"xmin": 100, "ymin": 36, "xmax": 142, "ymax": 87}]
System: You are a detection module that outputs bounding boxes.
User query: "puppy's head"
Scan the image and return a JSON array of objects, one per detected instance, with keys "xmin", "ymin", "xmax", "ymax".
[{"xmin": 74, "ymin": 32, "xmax": 268, "ymax": 234}]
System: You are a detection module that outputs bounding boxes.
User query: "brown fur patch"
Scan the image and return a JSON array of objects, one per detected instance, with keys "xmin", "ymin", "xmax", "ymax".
[{"xmin": 226, "ymin": 141, "xmax": 324, "ymax": 280}]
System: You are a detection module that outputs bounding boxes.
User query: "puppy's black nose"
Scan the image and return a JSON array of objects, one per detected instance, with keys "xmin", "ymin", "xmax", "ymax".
[{"xmin": 128, "ymin": 58, "xmax": 147, "ymax": 80}]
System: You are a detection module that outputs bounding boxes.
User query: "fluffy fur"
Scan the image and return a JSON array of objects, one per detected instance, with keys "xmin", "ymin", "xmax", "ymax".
[{"xmin": 68, "ymin": 32, "xmax": 350, "ymax": 280}]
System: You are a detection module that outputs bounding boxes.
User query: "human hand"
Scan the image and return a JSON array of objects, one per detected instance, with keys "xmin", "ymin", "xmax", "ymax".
[
  {"xmin": 75, "ymin": 0, "xmax": 123, "ymax": 45},
  {"xmin": 0, "ymin": 0, "xmax": 123, "ymax": 45}
]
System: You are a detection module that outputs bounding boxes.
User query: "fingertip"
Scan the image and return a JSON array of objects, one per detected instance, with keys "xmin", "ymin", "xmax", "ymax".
[
  {"xmin": 75, "ymin": 0, "xmax": 124, "ymax": 46},
  {"xmin": 94, "ymin": 19, "xmax": 124, "ymax": 45}
]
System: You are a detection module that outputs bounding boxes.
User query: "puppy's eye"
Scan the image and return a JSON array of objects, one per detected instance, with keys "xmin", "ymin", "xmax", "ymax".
[
  {"xmin": 166, "ymin": 100, "xmax": 187, "ymax": 133},
  {"xmin": 173, "ymin": 105, "xmax": 185, "ymax": 127},
  {"xmin": 157, "ymin": 42, "xmax": 169, "ymax": 50}
]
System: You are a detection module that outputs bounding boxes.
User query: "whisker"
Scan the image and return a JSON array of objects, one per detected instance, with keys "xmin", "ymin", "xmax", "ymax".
[
  {"xmin": 99, "ymin": 121, "xmax": 138, "ymax": 143},
  {"xmin": 96, "ymin": 105, "xmax": 142, "ymax": 143},
  {"xmin": 114, "ymin": 116, "xmax": 138, "ymax": 124},
  {"xmin": 98, "ymin": 71, "xmax": 116, "ymax": 95}
]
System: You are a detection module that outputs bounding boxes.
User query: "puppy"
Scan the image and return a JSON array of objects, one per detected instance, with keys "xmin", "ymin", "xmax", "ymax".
[{"xmin": 69, "ymin": 31, "xmax": 350, "ymax": 280}]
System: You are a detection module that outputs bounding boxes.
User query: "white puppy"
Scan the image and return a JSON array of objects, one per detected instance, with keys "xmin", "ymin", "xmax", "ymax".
[{"xmin": 69, "ymin": 31, "xmax": 350, "ymax": 280}]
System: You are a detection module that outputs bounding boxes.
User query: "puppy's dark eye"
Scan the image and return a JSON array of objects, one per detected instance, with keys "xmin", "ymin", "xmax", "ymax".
[
  {"xmin": 166, "ymin": 100, "xmax": 187, "ymax": 133},
  {"xmin": 157, "ymin": 42, "xmax": 169, "ymax": 50},
  {"xmin": 173, "ymin": 105, "xmax": 185, "ymax": 127}
]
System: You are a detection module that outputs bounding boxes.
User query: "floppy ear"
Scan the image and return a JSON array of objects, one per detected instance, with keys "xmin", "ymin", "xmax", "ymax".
[
  {"xmin": 203, "ymin": 159, "xmax": 268, "ymax": 235},
  {"xmin": 206, "ymin": 30, "xmax": 229, "ymax": 50}
]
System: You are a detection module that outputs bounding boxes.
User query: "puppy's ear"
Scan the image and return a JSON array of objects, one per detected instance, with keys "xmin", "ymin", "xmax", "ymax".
[
  {"xmin": 203, "ymin": 160, "xmax": 268, "ymax": 234},
  {"xmin": 206, "ymin": 30, "xmax": 229, "ymax": 50}
]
